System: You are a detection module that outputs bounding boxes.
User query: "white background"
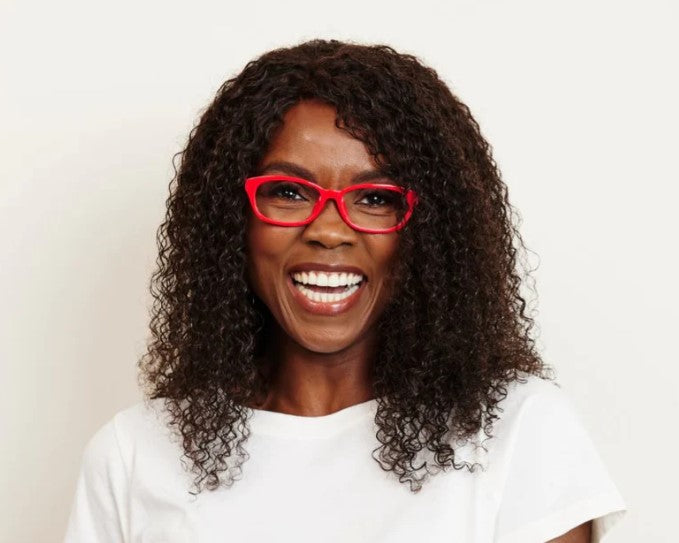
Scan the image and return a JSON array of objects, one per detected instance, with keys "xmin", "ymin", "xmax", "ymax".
[{"xmin": 1, "ymin": 1, "xmax": 677, "ymax": 541}]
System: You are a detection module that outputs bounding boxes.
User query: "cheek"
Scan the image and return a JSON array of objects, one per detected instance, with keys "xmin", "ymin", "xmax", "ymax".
[{"xmin": 246, "ymin": 220, "xmax": 295, "ymax": 297}]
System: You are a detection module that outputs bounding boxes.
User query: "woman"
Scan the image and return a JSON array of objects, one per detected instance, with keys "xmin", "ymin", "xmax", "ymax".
[{"xmin": 64, "ymin": 39, "xmax": 626, "ymax": 542}]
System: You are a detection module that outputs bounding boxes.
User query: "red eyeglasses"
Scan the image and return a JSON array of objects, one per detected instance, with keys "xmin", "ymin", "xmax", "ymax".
[{"xmin": 244, "ymin": 175, "xmax": 419, "ymax": 234}]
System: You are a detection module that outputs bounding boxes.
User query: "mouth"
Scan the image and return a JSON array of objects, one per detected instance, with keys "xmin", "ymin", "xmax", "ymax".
[{"xmin": 287, "ymin": 265, "xmax": 367, "ymax": 315}]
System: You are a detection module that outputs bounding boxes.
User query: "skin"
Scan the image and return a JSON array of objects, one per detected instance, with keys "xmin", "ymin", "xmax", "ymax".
[
  {"xmin": 246, "ymin": 99, "xmax": 401, "ymax": 417},
  {"xmin": 548, "ymin": 521, "xmax": 592, "ymax": 543},
  {"xmin": 244, "ymin": 99, "xmax": 594, "ymax": 543}
]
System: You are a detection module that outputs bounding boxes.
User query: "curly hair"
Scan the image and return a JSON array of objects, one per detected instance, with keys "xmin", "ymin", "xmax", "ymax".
[{"xmin": 138, "ymin": 38, "xmax": 555, "ymax": 495}]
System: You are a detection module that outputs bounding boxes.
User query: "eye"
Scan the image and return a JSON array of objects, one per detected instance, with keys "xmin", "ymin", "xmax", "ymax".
[
  {"xmin": 359, "ymin": 192, "xmax": 386, "ymax": 206},
  {"xmin": 267, "ymin": 182, "xmax": 308, "ymax": 201},
  {"xmin": 355, "ymin": 189, "xmax": 400, "ymax": 207}
]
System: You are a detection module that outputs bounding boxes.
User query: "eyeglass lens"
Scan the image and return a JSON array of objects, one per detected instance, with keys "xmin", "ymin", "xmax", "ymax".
[{"xmin": 255, "ymin": 179, "xmax": 409, "ymax": 230}]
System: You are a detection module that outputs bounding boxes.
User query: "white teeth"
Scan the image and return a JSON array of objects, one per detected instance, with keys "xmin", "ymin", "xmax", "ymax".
[
  {"xmin": 296, "ymin": 284, "xmax": 360, "ymax": 303},
  {"xmin": 291, "ymin": 271, "xmax": 364, "ymax": 287}
]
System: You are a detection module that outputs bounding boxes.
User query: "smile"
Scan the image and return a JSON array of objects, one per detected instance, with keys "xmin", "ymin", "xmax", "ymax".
[
  {"xmin": 291, "ymin": 271, "xmax": 364, "ymax": 302},
  {"xmin": 287, "ymin": 268, "xmax": 367, "ymax": 315}
]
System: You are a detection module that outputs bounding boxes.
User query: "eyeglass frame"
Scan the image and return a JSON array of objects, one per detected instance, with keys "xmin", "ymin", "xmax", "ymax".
[{"xmin": 244, "ymin": 174, "xmax": 419, "ymax": 234}]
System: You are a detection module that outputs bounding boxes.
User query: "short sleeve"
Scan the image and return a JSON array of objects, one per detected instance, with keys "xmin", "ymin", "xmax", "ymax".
[
  {"xmin": 63, "ymin": 418, "xmax": 129, "ymax": 543},
  {"xmin": 494, "ymin": 385, "xmax": 627, "ymax": 543}
]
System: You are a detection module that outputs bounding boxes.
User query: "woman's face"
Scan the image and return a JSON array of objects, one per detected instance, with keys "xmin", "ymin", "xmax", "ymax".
[{"xmin": 246, "ymin": 99, "xmax": 402, "ymax": 354}]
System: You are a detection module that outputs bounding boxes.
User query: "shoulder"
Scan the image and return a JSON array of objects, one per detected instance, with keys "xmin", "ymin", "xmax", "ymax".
[
  {"xmin": 79, "ymin": 398, "xmax": 173, "ymax": 470},
  {"xmin": 483, "ymin": 370, "xmax": 618, "ymax": 495},
  {"xmin": 488, "ymin": 374, "xmax": 628, "ymax": 542},
  {"xmin": 479, "ymin": 371, "xmax": 588, "ymax": 471},
  {"xmin": 498, "ymin": 371, "xmax": 566, "ymax": 411},
  {"xmin": 489, "ymin": 371, "xmax": 572, "ymax": 437},
  {"xmin": 66, "ymin": 399, "xmax": 179, "ymax": 541},
  {"xmin": 112, "ymin": 397, "xmax": 173, "ymax": 439}
]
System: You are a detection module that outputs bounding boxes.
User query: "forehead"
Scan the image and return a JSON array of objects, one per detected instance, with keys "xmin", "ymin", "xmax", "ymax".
[{"xmin": 260, "ymin": 100, "xmax": 379, "ymax": 171}]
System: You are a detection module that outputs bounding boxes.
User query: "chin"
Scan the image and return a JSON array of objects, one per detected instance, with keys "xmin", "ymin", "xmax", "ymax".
[{"xmin": 292, "ymin": 328, "xmax": 360, "ymax": 355}]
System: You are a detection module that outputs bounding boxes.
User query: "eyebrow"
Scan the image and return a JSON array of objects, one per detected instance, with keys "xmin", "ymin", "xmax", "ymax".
[{"xmin": 256, "ymin": 161, "xmax": 390, "ymax": 183}]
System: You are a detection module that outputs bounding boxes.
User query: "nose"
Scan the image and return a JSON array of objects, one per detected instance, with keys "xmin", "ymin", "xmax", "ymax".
[{"xmin": 301, "ymin": 198, "xmax": 357, "ymax": 249}]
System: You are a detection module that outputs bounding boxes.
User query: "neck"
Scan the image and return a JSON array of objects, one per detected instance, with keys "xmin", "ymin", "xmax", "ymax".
[{"xmin": 254, "ymin": 325, "xmax": 377, "ymax": 416}]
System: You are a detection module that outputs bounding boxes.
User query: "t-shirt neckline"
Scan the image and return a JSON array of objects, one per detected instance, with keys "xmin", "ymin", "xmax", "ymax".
[{"xmin": 245, "ymin": 397, "xmax": 379, "ymax": 439}]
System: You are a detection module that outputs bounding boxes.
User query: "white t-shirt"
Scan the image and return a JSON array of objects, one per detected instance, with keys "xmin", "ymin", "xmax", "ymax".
[{"xmin": 63, "ymin": 373, "xmax": 627, "ymax": 543}]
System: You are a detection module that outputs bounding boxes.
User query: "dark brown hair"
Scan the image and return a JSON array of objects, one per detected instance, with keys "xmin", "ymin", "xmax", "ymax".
[{"xmin": 139, "ymin": 38, "xmax": 554, "ymax": 495}]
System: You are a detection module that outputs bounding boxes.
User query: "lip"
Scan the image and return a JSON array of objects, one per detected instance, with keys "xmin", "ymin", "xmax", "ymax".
[{"xmin": 286, "ymin": 263, "xmax": 367, "ymax": 316}]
